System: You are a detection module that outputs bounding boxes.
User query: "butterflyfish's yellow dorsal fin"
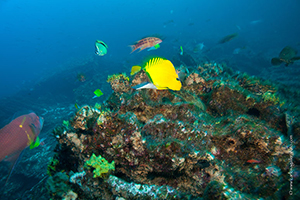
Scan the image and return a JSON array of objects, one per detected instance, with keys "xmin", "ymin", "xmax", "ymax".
[{"xmin": 144, "ymin": 57, "xmax": 166, "ymax": 70}]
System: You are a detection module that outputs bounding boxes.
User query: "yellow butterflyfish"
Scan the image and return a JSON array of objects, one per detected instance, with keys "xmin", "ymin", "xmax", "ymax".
[
  {"xmin": 130, "ymin": 65, "xmax": 141, "ymax": 75},
  {"xmin": 131, "ymin": 57, "xmax": 181, "ymax": 91}
]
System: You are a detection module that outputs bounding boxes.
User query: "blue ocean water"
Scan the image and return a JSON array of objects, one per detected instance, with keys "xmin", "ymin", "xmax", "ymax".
[
  {"xmin": 0, "ymin": 0, "xmax": 300, "ymax": 199},
  {"xmin": 1, "ymin": 0, "xmax": 299, "ymax": 98}
]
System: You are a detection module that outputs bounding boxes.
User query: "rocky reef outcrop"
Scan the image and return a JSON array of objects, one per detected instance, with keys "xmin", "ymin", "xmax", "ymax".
[{"xmin": 47, "ymin": 62, "xmax": 299, "ymax": 199}]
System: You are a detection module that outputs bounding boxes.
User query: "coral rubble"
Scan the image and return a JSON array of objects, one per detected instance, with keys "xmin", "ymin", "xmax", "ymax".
[{"xmin": 47, "ymin": 62, "xmax": 299, "ymax": 199}]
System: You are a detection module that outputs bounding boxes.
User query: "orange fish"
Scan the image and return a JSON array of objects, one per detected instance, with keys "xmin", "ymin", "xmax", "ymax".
[
  {"xmin": 129, "ymin": 37, "xmax": 162, "ymax": 53},
  {"xmin": 0, "ymin": 112, "xmax": 44, "ymax": 183},
  {"xmin": 246, "ymin": 159, "xmax": 261, "ymax": 164}
]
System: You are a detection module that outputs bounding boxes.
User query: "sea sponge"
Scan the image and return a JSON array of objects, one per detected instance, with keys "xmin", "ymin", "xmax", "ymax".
[{"xmin": 85, "ymin": 153, "xmax": 115, "ymax": 178}]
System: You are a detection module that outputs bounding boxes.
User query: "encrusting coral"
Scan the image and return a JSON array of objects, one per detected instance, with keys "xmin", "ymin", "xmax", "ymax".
[
  {"xmin": 47, "ymin": 61, "xmax": 299, "ymax": 199},
  {"xmin": 85, "ymin": 153, "xmax": 115, "ymax": 178}
]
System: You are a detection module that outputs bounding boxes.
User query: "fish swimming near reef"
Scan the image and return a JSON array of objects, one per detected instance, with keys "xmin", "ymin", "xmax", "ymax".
[
  {"xmin": 218, "ymin": 33, "xmax": 238, "ymax": 44},
  {"xmin": 197, "ymin": 42, "xmax": 205, "ymax": 50},
  {"xmin": 77, "ymin": 73, "xmax": 86, "ymax": 82},
  {"xmin": 180, "ymin": 46, "xmax": 184, "ymax": 55},
  {"xmin": 163, "ymin": 19, "xmax": 174, "ymax": 28},
  {"xmin": 233, "ymin": 46, "xmax": 246, "ymax": 54},
  {"xmin": 246, "ymin": 159, "xmax": 261, "ymax": 164},
  {"xmin": 193, "ymin": 43, "xmax": 205, "ymax": 53},
  {"xmin": 129, "ymin": 37, "xmax": 162, "ymax": 53},
  {"xmin": 131, "ymin": 57, "xmax": 182, "ymax": 90},
  {"xmin": 93, "ymin": 89, "xmax": 103, "ymax": 99},
  {"xmin": 130, "ymin": 65, "xmax": 142, "ymax": 76},
  {"xmin": 0, "ymin": 112, "xmax": 44, "ymax": 183},
  {"xmin": 271, "ymin": 46, "xmax": 300, "ymax": 66},
  {"xmin": 95, "ymin": 40, "xmax": 108, "ymax": 56},
  {"xmin": 233, "ymin": 48, "xmax": 241, "ymax": 54},
  {"xmin": 250, "ymin": 19, "xmax": 263, "ymax": 25}
]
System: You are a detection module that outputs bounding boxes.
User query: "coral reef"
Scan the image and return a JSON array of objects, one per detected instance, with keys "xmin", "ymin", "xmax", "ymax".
[
  {"xmin": 69, "ymin": 171, "xmax": 86, "ymax": 186},
  {"xmin": 85, "ymin": 153, "xmax": 115, "ymax": 178},
  {"xmin": 106, "ymin": 175, "xmax": 183, "ymax": 199},
  {"xmin": 47, "ymin": 61, "xmax": 299, "ymax": 199},
  {"xmin": 46, "ymin": 172, "xmax": 72, "ymax": 199},
  {"xmin": 107, "ymin": 73, "xmax": 130, "ymax": 94}
]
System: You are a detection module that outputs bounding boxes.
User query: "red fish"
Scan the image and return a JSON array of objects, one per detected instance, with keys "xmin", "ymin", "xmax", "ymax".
[
  {"xmin": 129, "ymin": 37, "xmax": 162, "ymax": 53},
  {"xmin": 0, "ymin": 112, "xmax": 44, "ymax": 183},
  {"xmin": 246, "ymin": 159, "xmax": 261, "ymax": 164}
]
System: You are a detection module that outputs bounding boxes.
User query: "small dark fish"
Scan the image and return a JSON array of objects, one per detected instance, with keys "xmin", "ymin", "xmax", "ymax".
[
  {"xmin": 279, "ymin": 46, "xmax": 297, "ymax": 60},
  {"xmin": 271, "ymin": 46, "xmax": 300, "ymax": 66},
  {"xmin": 163, "ymin": 20, "xmax": 174, "ymax": 26},
  {"xmin": 77, "ymin": 73, "xmax": 86, "ymax": 82},
  {"xmin": 271, "ymin": 58, "xmax": 283, "ymax": 66},
  {"xmin": 74, "ymin": 102, "xmax": 80, "ymax": 110},
  {"xmin": 218, "ymin": 33, "xmax": 238, "ymax": 44}
]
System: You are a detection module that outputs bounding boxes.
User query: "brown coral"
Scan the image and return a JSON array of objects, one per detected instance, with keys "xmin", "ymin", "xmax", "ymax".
[{"xmin": 185, "ymin": 72, "xmax": 205, "ymax": 86}]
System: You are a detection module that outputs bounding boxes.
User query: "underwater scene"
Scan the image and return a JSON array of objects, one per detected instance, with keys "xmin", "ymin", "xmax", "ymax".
[{"xmin": 0, "ymin": 0, "xmax": 300, "ymax": 199}]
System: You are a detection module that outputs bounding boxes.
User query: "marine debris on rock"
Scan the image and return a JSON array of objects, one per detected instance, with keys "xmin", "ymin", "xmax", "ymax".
[{"xmin": 46, "ymin": 60, "xmax": 300, "ymax": 199}]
